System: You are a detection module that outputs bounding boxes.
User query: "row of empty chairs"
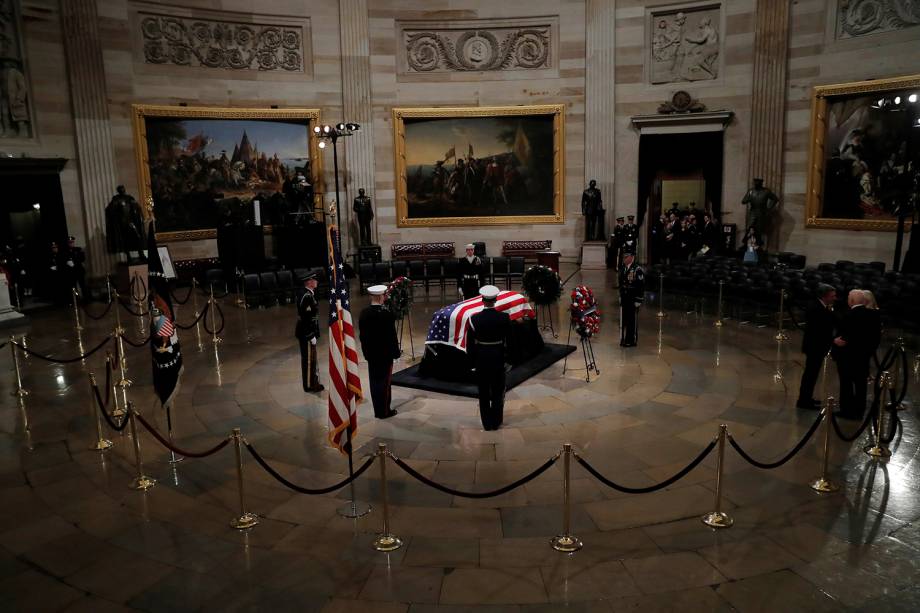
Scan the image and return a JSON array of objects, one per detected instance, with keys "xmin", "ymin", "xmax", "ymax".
[{"xmin": 358, "ymin": 257, "xmax": 527, "ymax": 294}]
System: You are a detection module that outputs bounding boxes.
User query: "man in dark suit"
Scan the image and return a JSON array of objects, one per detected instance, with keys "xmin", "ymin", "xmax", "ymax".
[
  {"xmin": 466, "ymin": 285, "xmax": 511, "ymax": 430},
  {"xmin": 796, "ymin": 284, "xmax": 837, "ymax": 409},
  {"xmin": 833, "ymin": 289, "xmax": 881, "ymax": 420},
  {"xmin": 295, "ymin": 272, "xmax": 323, "ymax": 393},
  {"xmin": 358, "ymin": 284, "xmax": 401, "ymax": 419}
]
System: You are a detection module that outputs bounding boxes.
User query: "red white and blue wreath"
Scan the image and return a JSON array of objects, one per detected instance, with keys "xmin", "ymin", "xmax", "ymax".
[{"xmin": 570, "ymin": 285, "xmax": 601, "ymax": 338}]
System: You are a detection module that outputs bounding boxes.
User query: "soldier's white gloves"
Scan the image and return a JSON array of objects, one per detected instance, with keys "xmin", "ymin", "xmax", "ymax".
[{"xmin": 310, "ymin": 337, "xmax": 317, "ymax": 346}]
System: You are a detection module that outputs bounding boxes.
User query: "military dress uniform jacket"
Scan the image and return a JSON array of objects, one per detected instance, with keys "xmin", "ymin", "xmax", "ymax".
[
  {"xmin": 458, "ymin": 256, "xmax": 484, "ymax": 299},
  {"xmin": 618, "ymin": 263, "xmax": 645, "ymax": 304},
  {"xmin": 295, "ymin": 289, "xmax": 320, "ymax": 340},
  {"xmin": 358, "ymin": 305, "xmax": 401, "ymax": 363},
  {"xmin": 467, "ymin": 307, "xmax": 511, "ymax": 430}
]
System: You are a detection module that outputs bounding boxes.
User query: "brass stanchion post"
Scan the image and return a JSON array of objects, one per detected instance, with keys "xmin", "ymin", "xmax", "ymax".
[
  {"xmin": 9, "ymin": 336, "xmax": 28, "ymax": 397},
  {"xmin": 865, "ymin": 372, "xmax": 892, "ymax": 458},
  {"xmin": 551, "ymin": 443, "xmax": 583, "ymax": 552},
  {"xmin": 127, "ymin": 405, "xmax": 156, "ymax": 490},
  {"xmin": 656, "ymin": 275, "xmax": 666, "ymax": 318},
  {"xmin": 209, "ymin": 285, "xmax": 222, "ymax": 345},
  {"xmin": 373, "ymin": 443, "xmax": 402, "ymax": 552},
  {"xmin": 810, "ymin": 398, "xmax": 839, "ymax": 493},
  {"xmin": 774, "ymin": 289, "xmax": 788, "ymax": 341},
  {"xmin": 192, "ymin": 278, "xmax": 204, "ymax": 351},
  {"xmin": 230, "ymin": 427, "xmax": 259, "ymax": 529},
  {"xmin": 88, "ymin": 372, "xmax": 113, "ymax": 451},
  {"xmin": 714, "ymin": 280, "xmax": 724, "ymax": 327},
  {"xmin": 701, "ymin": 424, "xmax": 733, "ymax": 528},
  {"xmin": 133, "ymin": 281, "xmax": 145, "ymax": 337},
  {"xmin": 12, "ymin": 282, "xmax": 21, "ymax": 311},
  {"xmin": 71, "ymin": 288, "xmax": 83, "ymax": 331}
]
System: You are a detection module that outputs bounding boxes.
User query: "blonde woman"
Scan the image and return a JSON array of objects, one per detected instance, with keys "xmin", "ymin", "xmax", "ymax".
[{"xmin": 861, "ymin": 289, "xmax": 878, "ymax": 310}]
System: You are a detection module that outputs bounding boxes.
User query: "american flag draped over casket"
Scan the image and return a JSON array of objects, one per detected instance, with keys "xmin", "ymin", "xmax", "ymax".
[{"xmin": 425, "ymin": 291, "xmax": 535, "ymax": 352}]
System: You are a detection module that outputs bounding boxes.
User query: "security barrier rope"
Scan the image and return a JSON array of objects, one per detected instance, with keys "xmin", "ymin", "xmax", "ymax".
[
  {"xmin": 389, "ymin": 451, "xmax": 560, "ymax": 499},
  {"xmin": 245, "ymin": 442, "xmax": 376, "ymax": 494},
  {"xmin": 14, "ymin": 335, "xmax": 113, "ymax": 363},
  {"xmin": 728, "ymin": 408, "xmax": 824, "ymax": 470},
  {"xmin": 118, "ymin": 299, "xmax": 149, "ymax": 317},
  {"xmin": 175, "ymin": 304, "xmax": 210, "ymax": 330},
  {"xmin": 121, "ymin": 332, "xmax": 152, "ymax": 348},
  {"xmin": 203, "ymin": 302, "xmax": 226, "ymax": 335},
  {"xmin": 170, "ymin": 285, "xmax": 195, "ymax": 305},
  {"xmin": 135, "ymin": 413, "xmax": 231, "ymax": 458},
  {"xmin": 90, "ymin": 375, "xmax": 129, "ymax": 432},
  {"xmin": 80, "ymin": 300, "xmax": 114, "ymax": 320},
  {"xmin": 575, "ymin": 440, "xmax": 717, "ymax": 494}
]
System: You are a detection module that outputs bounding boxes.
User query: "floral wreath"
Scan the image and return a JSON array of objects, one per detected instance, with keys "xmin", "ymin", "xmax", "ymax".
[
  {"xmin": 570, "ymin": 285, "xmax": 601, "ymax": 338},
  {"xmin": 522, "ymin": 265, "xmax": 563, "ymax": 306},
  {"xmin": 385, "ymin": 276, "xmax": 413, "ymax": 319}
]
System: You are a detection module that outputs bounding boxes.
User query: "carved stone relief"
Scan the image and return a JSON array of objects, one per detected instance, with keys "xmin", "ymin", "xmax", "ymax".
[
  {"xmin": 648, "ymin": 4, "xmax": 721, "ymax": 84},
  {"xmin": 836, "ymin": 0, "xmax": 920, "ymax": 39},
  {"xmin": 0, "ymin": 0, "xmax": 34, "ymax": 140},
  {"xmin": 135, "ymin": 7, "xmax": 309, "ymax": 74},
  {"xmin": 398, "ymin": 18, "xmax": 557, "ymax": 76}
]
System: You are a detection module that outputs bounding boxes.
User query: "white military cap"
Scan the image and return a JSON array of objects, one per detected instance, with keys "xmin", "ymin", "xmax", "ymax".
[
  {"xmin": 367, "ymin": 285, "xmax": 388, "ymax": 295},
  {"xmin": 465, "ymin": 243, "xmax": 475, "ymax": 249},
  {"xmin": 479, "ymin": 285, "xmax": 500, "ymax": 300}
]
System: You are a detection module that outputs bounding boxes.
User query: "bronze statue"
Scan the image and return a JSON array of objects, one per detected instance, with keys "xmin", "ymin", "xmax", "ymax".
[
  {"xmin": 741, "ymin": 178, "xmax": 779, "ymax": 241},
  {"xmin": 105, "ymin": 186, "xmax": 146, "ymax": 262},
  {"xmin": 581, "ymin": 179, "xmax": 605, "ymax": 242},
  {"xmin": 353, "ymin": 188, "xmax": 375, "ymax": 245}
]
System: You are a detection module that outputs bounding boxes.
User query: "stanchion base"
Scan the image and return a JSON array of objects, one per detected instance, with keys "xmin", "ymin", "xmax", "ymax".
[
  {"xmin": 550, "ymin": 534, "xmax": 583, "ymax": 553},
  {"xmin": 11, "ymin": 389, "xmax": 29, "ymax": 397},
  {"xmin": 91, "ymin": 438, "xmax": 113, "ymax": 451},
  {"xmin": 168, "ymin": 452, "xmax": 185, "ymax": 464},
  {"xmin": 117, "ymin": 378, "xmax": 133, "ymax": 388},
  {"xmin": 773, "ymin": 371, "xmax": 783, "ymax": 383},
  {"xmin": 714, "ymin": 320, "xmax": 723, "ymax": 328},
  {"xmin": 373, "ymin": 534, "xmax": 403, "ymax": 552},
  {"xmin": 809, "ymin": 477, "xmax": 839, "ymax": 493},
  {"xmin": 864, "ymin": 445, "xmax": 891, "ymax": 458},
  {"xmin": 129, "ymin": 475, "xmax": 156, "ymax": 491},
  {"xmin": 211, "ymin": 337, "xmax": 223, "ymax": 345},
  {"xmin": 337, "ymin": 500, "xmax": 372, "ymax": 518},
  {"xmin": 701, "ymin": 511, "xmax": 733, "ymax": 529},
  {"xmin": 656, "ymin": 312, "xmax": 666, "ymax": 319},
  {"xmin": 774, "ymin": 332, "xmax": 789, "ymax": 341},
  {"xmin": 230, "ymin": 512, "xmax": 260, "ymax": 530}
]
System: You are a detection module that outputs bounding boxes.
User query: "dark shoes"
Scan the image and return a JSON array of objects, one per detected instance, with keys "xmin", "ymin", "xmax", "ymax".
[
  {"xmin": 305, "ymin": 384, "xmax": 325, "ymax": 393},
  {"xmin": 378, "ymin": 409, "xmax": 398, "ymax": 419}
]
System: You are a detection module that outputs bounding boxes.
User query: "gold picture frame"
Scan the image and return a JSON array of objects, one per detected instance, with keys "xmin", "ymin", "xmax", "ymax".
[
  {"xmin": 393, "ymin": 105, "xmax": 565, "ymax": 227},
  {"xmin": 805, "ymin": 74, "xmax": 920, "ymax": 231},
  {"xmin": 131, "ymin": 104, "xmax": 322, "ymax": 241}
]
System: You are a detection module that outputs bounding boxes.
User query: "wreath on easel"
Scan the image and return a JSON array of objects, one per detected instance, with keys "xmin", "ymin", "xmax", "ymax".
[
  {"xmin": 571, "ymin": 285, "xmax": 601, "ymax": 338},
  {"xmin": 522, "ymin": 265, "xmax": 562, "ymax": 306},
  {"xmin": 385, "ymin": 276, "xmax": 413, "ymax": 319}
]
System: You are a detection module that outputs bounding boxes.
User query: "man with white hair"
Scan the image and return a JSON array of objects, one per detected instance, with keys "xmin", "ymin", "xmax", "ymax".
[
  {"xmin": 457, "ymin": 243, "xmax": 483, "ymax": 300},
  {"xmin": 832, "ymin": 289, "xmax": 881, "ymax": 420}
]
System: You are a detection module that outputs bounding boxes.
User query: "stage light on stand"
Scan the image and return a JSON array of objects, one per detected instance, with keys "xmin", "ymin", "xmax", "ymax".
[
  {"xmin": 909, "ymin": 94, "xmax": 918, "ymax": 103},
  {"xmin": 314, "ymin": 121, "xmax": 361, "ymax": 246},
  {"xmin": 318, "ymin": 141, "xmax": 326, "ymax": 149}
]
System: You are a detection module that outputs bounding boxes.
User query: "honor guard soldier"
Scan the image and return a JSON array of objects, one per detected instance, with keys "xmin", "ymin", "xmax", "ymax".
[
  {"xmin": 358, "ymin": 285, "xmax": 401, "ymax": 419},
  {"xmin": 608, "ymin": 216, "xmax": 625, "ymax": 269},
  {"xmin": 466, "ymin": 285, "xmax": 511, "ymax": 430},
  {"xmin": 624, "ymin": 215, "xmax": 639, "ymax": 249},
  {"xmin": 295, "ymin": 271, "xmax": 324, "ymax": 393},
  {"xmin": 458, "ymin": 243, "xmax": 484, "ymax": 300},
  {"xmin": 618, "ymin": 248, "xmax": 645, "ymax": 347}
]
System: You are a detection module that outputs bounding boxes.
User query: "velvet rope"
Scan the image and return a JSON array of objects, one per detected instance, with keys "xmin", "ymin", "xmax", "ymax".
[
  {"xmin": 118, "ymin": 299, "xmax": 149, "ymax": 317},
  {"xmin": 14, "ymin": 335, "xmax": 113, "ymax": 363},
  {"xmin": 91, "ymin": 376, "xmax": 129, "ymax": 432},
  {"xmin": 170, "ymin": 285, "xmax": 195, "ymax": 305},
  {"xmin": 245, "ymin": 442, "xmax": 376, "ymax": 495},
  {"xmin": 175, "ymin": 304, "xmax": 209, "ymax": 330},
  {"xmin": 202, "ymin": 302, "xmax": 225, "ymax": 335},
  {"xmin": 728, "ymin": 409, "xmax": 824, "ymax": 469},
  {"xmin": 575, "ymin": 440, "xmax": 716, "ymax": 494},
  {"xmin": 134, "ymin": 413, "xmax": 231, "ymax": 458},
  {"xmin": 121, "ymin": 332, "xmax": 152, "ymax": 348},
  {"xmin": 80, "ymin": 300, "xmax": 114, "ymax": 320}
]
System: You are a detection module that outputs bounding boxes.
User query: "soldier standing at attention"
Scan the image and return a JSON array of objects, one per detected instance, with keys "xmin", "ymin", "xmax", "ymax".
[
  {"xmin": 466, "ymin": 285, "xmax": 511, "ymax": 430},
  {"xmin": 358, "ymin": 285, "xmax": 401, "ymax": 419},
  {"xmin": 458, "ymin": 243, "xmax": 483, "ymax": 300},
  {"xmin": 295, "ymin": 272, "xmax": 324, "ymax": 393},
  {"xmin": 618, "ymin": 249, "xmax": 645, "ymax": 347}
]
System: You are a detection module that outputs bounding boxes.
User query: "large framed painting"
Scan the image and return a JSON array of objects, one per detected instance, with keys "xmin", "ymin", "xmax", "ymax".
[
  {"xmin": 393, "ymin": 105, "xmax": 565, "ymax": 227},
  {"xmin": 132, "ymin": 105, "xmax": 321, "ymax": 241},
  {"xmin": 806, "ymin": 74, "xmax": 920, "ymax": 231}
]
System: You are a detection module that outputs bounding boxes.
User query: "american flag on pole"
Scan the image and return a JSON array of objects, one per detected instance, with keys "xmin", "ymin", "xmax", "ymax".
[
  {"xmin": 425, "ymin": 291, "xmax": 534, "ymax": 352},
  {"xmin": 326, "ymin": 226, "xmax": 363, "ymax": 453}
]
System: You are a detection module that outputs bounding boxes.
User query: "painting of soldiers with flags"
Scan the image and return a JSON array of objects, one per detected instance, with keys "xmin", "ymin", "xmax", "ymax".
[
  {"xmin": 132, "ymin": 105, "xmax": 321, "ymax": 240},
  {"xmin": 394, "ymin": 105, "xmax": 565, "ymax": 227}
]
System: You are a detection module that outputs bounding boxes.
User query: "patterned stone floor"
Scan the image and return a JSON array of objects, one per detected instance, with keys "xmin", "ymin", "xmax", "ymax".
[{"xmin": 1, "ymin": 266, "xmax": 918, "ymax": 612}]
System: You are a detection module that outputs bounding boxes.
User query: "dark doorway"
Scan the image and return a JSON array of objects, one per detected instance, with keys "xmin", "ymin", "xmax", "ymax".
[{"xmin": 637, "ymin": 131, "xmax": 724, "ymax": 255}]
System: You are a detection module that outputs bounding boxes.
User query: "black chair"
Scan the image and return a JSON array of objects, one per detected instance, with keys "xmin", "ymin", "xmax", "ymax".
[
  {"xmin": 358, "ymin": 263, "xmax": 374, "ymax": 293},
  {"xmin": 491, "ymin": 256, "xmax": 510, "ymax": 289},
  {"xmin": 442, "ymin": 258, "xmax": 458, "ymax": 294},
  {"xmin": 374, "ymin": 261, "xmax": 392, "ymax": 283},
  {"xmin": 408, "ymin": 260, "xmax": 425, "ymax": 294},
  {"xmin": 391, "ymin": 260, "xmax": 408, "ymax": 280},
  {"xmin": 276, "ymin": 269, "xmax": 295, "ymax": 304},
  {"xmin": 508, "ymin": 257, "xmax": 525, "ymax": 288},
  {"xmin": 204, "ymin": 268, "xmax": 227, "ymax": 295},
  {"xmin": 425, "ymin": 259, "xmax": 443, "ymax": 294},
  {"xmin": 259, "ymin": 272, "xmax": 279, "ymax": 307},
  {"xmin": 243, "ymin": 273, "xmax": 261, "ymax": 308}
]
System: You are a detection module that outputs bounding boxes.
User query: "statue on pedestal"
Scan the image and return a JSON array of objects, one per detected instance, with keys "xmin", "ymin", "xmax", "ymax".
[
  {"xmin": 741, "ymin": 178, "xmax": 779, "ymax": 243},
  {"xmin": 581, "ymin": 179, "xmax": 605, "ymax": 242},
  {"xmin": 353, "ymin": 188, "xmax": 375, "ymax": 246},
  {"xmin": 105, "ymin": 185, "xmax": 146, "ymax": 262}
]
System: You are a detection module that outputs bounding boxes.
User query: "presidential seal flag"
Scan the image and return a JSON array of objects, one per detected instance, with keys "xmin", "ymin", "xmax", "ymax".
[{"xmin": 147, "ymin": 222, "xmax": 183, "ymax": 409}]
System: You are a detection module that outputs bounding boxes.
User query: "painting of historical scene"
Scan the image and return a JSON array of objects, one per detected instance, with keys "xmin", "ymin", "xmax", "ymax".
[
  {"xmin": 136, "ymin": 107, "xmax": 319, "ymax": 238},
  {"xmin": 395, "ymin": 106, "xmax": 564, "ymax": 226},
  {"xmin": 0, "ymin": 0, "xmax": 34, "ymax": 140},
  {"xmin": 649, "ymin": 5, "xmax": 720, "ymax": 84}
]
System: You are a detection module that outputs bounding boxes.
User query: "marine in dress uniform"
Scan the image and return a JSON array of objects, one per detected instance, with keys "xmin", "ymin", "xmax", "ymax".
[
  {"xmin": 458, "ymin": 243, "xmax": 484, "ymax": 300},
  {"xmin": 796, "ymin": 284, "xmax": 837, "ymax": 410},
  {"xmin": 358, "ymin": 285, "xmax": 401, "ymax": 419},
  {"xmin": 466, "ymin": 285, "xmax": 511, "ymax": 430},
  {"xmin": 618, "ymin": 249, "xmax": 645, "ymax": 347},
  {"xmin": 608, "ymin": 216, "xmax": 625, "ymax": 269},
  {"xmin": 295, "ymin": 272, "xmax": 324, "ymax": 393},
  {"xmin": 623, "ymin": 215, "xmax": 639, "ymax": 254}
]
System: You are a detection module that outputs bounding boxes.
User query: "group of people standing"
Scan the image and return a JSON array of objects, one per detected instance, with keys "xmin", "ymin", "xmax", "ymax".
[
  {"xmin": 1, "ymin": 236, "xmax": 86, "ymax": 305},
  {"xmin": 650, "ymin": 203, "xmax": 721, "ymax": 264},
  {"xmin": 798, "ymin": 285, "xmax": 882, "ymax": 420}
]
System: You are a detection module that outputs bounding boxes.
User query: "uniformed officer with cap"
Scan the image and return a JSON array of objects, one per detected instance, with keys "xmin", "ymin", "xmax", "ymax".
[
  {"xmin": 295, "ymin": 271, "xmax": 323, "ymax": 392},
  {"xmin": 608, "ymin": 216, "xmax": 625, "ymax": 269},
  {"xmin": 458, "ymin": 243, "xmax": 483, "ymax": 300},
  {"xmin": 618, "ymin": 247, "xmax": 645, "ymax": 347},
  {"xmin": 466, "ymin": 285, "xmax": 511, "ymax": 430},
  {"xmin": 359, "ymin": 285, "xmax": 401, "ymax": 419}
]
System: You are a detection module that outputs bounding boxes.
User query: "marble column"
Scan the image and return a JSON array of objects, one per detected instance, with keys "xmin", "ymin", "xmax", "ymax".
[
  {"xmin": 339, "ymin": 0, "xmax": 374, "ymax": 254},
  {"xmin": 585, "ymin": 0, "xmax": 617, "ymax": 237},
  {"xmin": 748, "ymin": 0, "xmax": 791, "ymax": 197},
  {"xmin": 61, "ymin": 0, "xmax": 118, "ymax": 278}
]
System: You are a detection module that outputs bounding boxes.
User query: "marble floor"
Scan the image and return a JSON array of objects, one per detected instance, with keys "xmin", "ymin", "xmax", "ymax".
[{"xmin": 1, "ymin": 266, "xmax": 918, "ymax": 612}]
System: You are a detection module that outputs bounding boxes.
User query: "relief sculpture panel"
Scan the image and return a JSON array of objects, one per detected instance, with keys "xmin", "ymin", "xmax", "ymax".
[
  {"xmin": 836, "ymin": 0, "xmax": 920, "ymax": 39},
  {"xmin": 0, "ymin": 0, "xmax": 33, "ymax": 140},
  {"xmin": 648, "ymin": 4, "xmax": 721, "ymax": 84}
]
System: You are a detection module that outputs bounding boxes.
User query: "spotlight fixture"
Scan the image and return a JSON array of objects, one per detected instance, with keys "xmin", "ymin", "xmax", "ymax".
[
  {"xmin": 318, "ymin": 141, "xmax": 326, "ymax": 148},
  {"xmin": 895, "ymin": 96, "xmax": 901, "ymax": 105},
  {"xmin": 910, "ymin": 94, "xmax": 918, "ymax": 103}
]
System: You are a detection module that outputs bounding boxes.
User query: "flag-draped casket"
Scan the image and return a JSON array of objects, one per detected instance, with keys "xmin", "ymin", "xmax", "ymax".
[{"xmin": 419, "ymin": 291, "xmax": 543, "ymax": 382}]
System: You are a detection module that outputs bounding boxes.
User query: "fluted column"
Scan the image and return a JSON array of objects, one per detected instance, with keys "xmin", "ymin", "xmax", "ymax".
[
  {"xmin": 748, "ymin": 0, "xmax": 790, "ymax": 196},
  {"xmin": 585, "ymin": 0, "xmax": 617, "ymax": 233},
  {"xmin": 62, "ymin": 0, "xmax": 118, "ymax": 277},
  {"xmin": 339, "ymin": 0, "xmax": 374, "ymax": 254}
]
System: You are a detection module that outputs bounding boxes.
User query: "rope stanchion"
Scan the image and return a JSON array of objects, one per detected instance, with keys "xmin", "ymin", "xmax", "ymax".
[
  {"xmin": 656, "ymin": 275, "xmax": 666, "ymax": 319},
  {"xmin": 191, "ymin": 278, "xmax": 204, "ymax": 351},
  {"xmin": 121, "ymin": 333, "xmax": 152, "ymax": 348},
  {"xmin": 390, "ymin": 452, "xmax": 559, "ymax": 499},
  {"xmin": 865, "ymin": 372, "xmax": 893, "ymax": 458},
  {"xmin": 127, "ymin": 405, "xmax": 156, "ymax": 491},
  {"xmin": 91, "ymin": 371, "xmax": 129, "ymax": 432},
  {"xmin": 575, "ymin": 440, "xmax": 715, "ymax": 494},
  {"xmin": 170, "ymin": 283, "xmax": 195, "ymax": 305},
  {"xmin": 72, "ymin": 289, "xmax": 83, "ymax": 331},
  {"xmin": 175, "ymin": 304, "xmax": 209, "ymax": 330},
  {"xmin": 811, "ymin": 400, "xmax": 840, "ymax": 493},
  {"xmin": 13, "ymin": 334, "xmax": 113, "ymax": 364},
  {"xmin": 117, "ymin": 299, "xmax": 149, "ymax": 318},
  {"xmin": 774, "ymin": 290, "xmax": 788, "ymax": 341},
  {"xmin": 714, "ymin": 280, "xmax": 724, "ymax": 327},
  {"xmin": 80, "ymin": 299, "xmax": 113, "ymax": 321},
  {"xmin": 88, "ymin": 372, "xmax": 113, "ymax": 451},
  {"xmin": 550, "ymin": 443, "xmax": 582, "ymax": 553},
  {"xmin": 373, "ymin": 444, "xmax": 402, "ymax": 552},
  {"xmin": 205, "ymin": 286, "xmax": 223, "ymax": 343},
  {"xmin": 134, "ymin": 413, "xmax": 231, "ymax": 459},
  {"xmin": 701, "ymin": 424, "xmax": 733, "ymax": 529},
  {"xmin": 245, "ymin": 442, "xmax": 376, "ymax": 495},
  {"xmin": 9, "ymin": 336, "xmax": 28, "ymax": 397},
  {"xmin": 230, "ymin": 428, "xmax": 259, "ymax": 530},
  {"xmin": 728, "ymin": 408, "xmax": 824, "ymax": 470}
]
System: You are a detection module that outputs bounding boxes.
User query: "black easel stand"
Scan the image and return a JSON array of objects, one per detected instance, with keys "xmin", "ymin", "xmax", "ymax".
[
  {"xmin": 563, "ymin": 320, "xmax": 600, "ymax": 382},
  {"xmin": 537, "ymin": 303, "xmax": 558, "ymax": 339}
]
